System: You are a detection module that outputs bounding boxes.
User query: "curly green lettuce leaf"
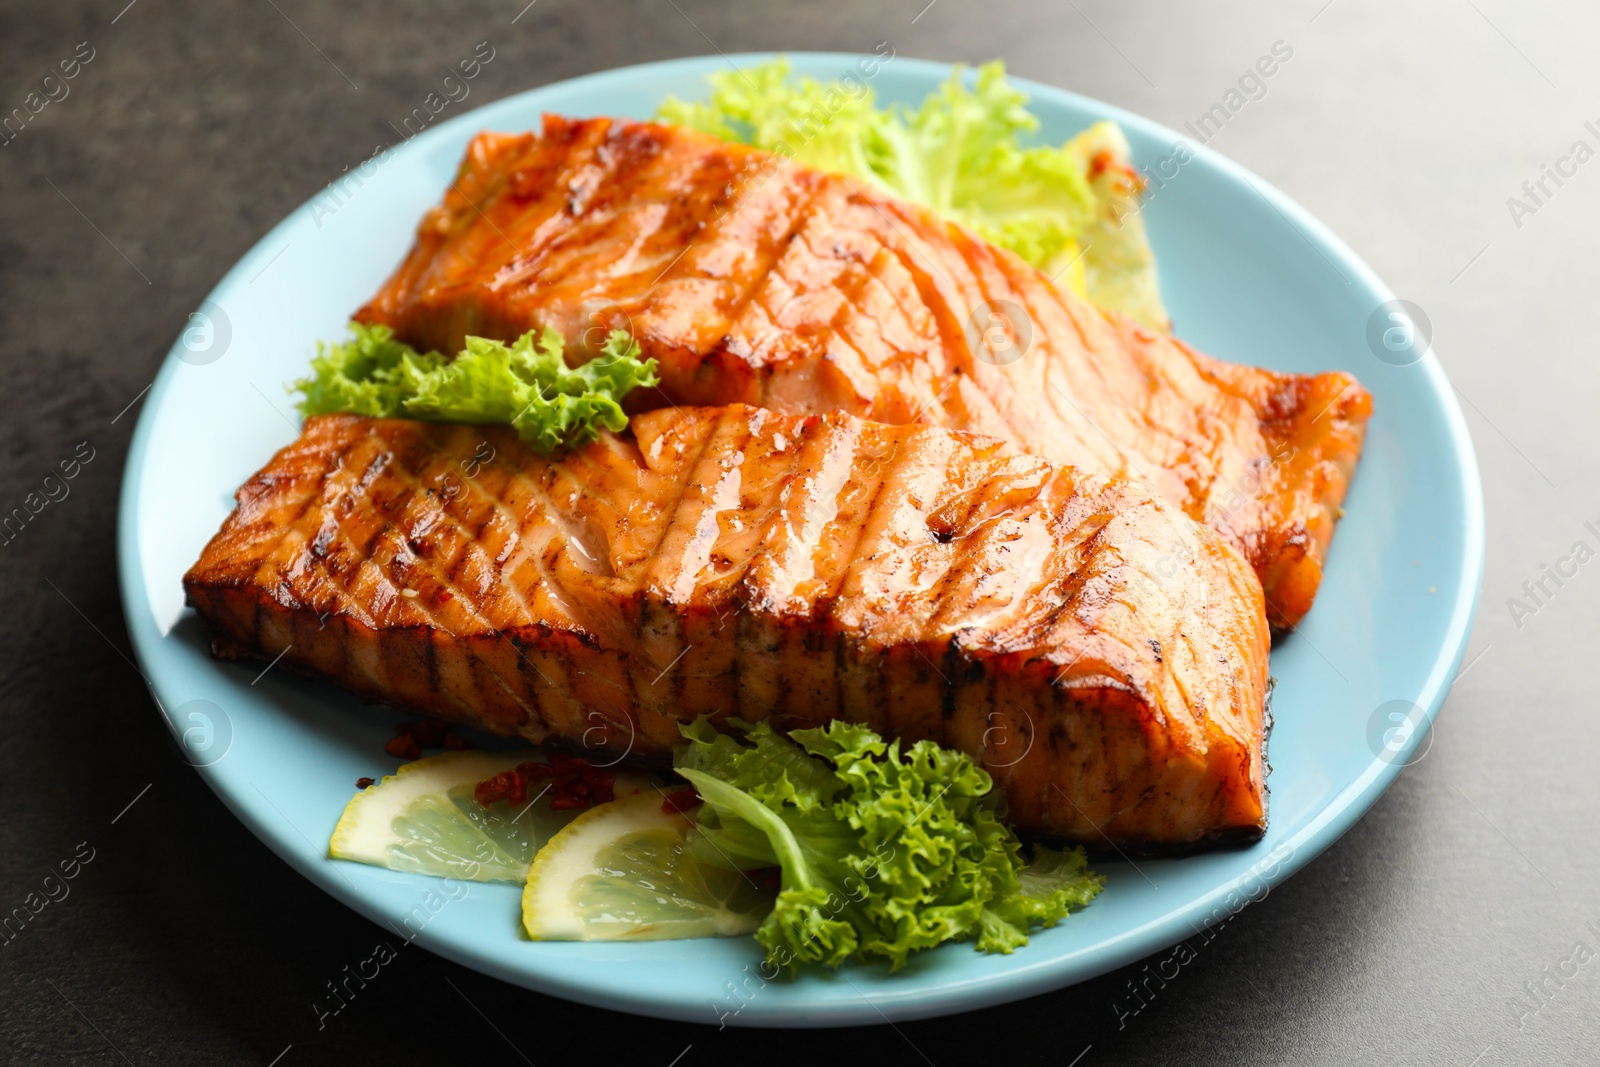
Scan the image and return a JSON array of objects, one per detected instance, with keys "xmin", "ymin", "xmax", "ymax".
[
  {"xmin": 658, "ymin": 58, "xmax": 884, "ymax": 182},
  {"xmin": 658, "ymin": 58, "xmax": 1170, "ymax": 329},
  {"xmin": 672, "ymin": 718, "xmax": 1104, "ymax": 973},
  {"xmin": 292, "ymin": 323, "xmax": 658, "ymax": 454}
]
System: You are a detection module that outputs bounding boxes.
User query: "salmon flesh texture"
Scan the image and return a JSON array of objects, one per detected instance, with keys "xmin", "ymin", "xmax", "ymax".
[
  {"xmin": 355, "ymin": 115, "xmax": 1371, "ymax": 629},
  {"xmin": 184, "ymin": 406, "xmax": 1272, "ymax": 850}
]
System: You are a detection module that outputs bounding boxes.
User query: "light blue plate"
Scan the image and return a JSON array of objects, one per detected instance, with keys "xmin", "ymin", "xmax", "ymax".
[{"xmin": 117, "ymin": 53, "xmax": 1483, "ymax": 1027}]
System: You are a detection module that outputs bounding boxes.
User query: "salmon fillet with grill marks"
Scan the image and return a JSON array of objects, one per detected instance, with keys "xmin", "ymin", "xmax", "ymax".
[
  {"xmin": 354, "ymin": 116, "xmax": 1371, "ymax": 629},
  {"xmin": 184, "ymin": 407, "xmax": 1271, "ymax": 850}
]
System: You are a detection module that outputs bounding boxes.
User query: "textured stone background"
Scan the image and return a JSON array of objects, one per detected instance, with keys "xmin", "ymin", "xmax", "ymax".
[{"xmin": 2, "ymin": 0, "xmax": 1596, "ymax": 1063}]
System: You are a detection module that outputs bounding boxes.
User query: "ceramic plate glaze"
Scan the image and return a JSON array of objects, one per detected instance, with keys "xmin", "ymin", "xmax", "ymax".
[{"xmin": 117, "ymin": 53, "xmax": 1483, "ymax": 1027}]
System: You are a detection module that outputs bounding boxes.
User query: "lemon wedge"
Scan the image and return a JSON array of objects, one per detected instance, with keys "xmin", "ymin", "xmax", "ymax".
[
  {"xmin": 329, "ymin": 750, "xmax": 655, "ymax": 883},
  {"xmin": 522, "ymin": 791, "xmax": 775, "ymax": 941}
]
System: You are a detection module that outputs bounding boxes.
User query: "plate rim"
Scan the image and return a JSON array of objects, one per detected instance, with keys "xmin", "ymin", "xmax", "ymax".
[{"xmin": 116, "ymin": 50, "xmax": 1485, "ymax": 1027}]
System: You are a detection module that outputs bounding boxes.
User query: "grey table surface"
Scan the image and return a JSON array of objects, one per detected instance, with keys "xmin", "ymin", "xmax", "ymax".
[{"xmin": 2, "ymin": 0, "xmax": 1595, "ymax": 1063}]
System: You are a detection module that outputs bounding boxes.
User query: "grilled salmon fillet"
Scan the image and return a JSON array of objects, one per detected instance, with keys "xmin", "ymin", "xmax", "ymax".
[
  {"xmin": 354, "ymin": 116, "xmax": 1370, "ymax": 628},
  {"xmin": 184, "ymin": 406, "xmax": 1270, "ymax": 849}
]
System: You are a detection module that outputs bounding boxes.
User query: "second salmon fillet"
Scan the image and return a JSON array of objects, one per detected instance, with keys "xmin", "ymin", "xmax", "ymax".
[
  {"xmin": 185, "ymin": 406, "xmax": 1271, "ymax": 850},
  {"xmin": 355, "ymin": 116, "xmax": 1370, "ymax": 628}
]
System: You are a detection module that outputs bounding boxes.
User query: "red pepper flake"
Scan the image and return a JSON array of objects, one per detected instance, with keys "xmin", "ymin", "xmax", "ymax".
[
  {"xmin": 355, "ymin": 777, "xmax": 376, "ymax": 789},
  {"xmin": 1085, "ymin": 148, "xmax": 1143, "ymax": 193},
  {"xmin": 474, "ymin": 768, "xmax": 527, "ymax": 807},
  {"xmin": 660, "ymin": 788, "xmax": 700, "ymax": 815},
  {"xmin": 385, "ymin": 719, "xmax": 472, "ymax": 761},
  {"xmin": 473, "ymin": 751, "xmax": 616, "ymax": 813},
  {"xmin": 383, "ymin": 734, "xmax": 421, "ymax": 761}
]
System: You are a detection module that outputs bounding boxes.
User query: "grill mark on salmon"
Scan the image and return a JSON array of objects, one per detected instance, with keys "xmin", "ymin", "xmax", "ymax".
[
  {"xmin": 356, "ymin": 116, "xmax": 1371, "ymax": 628},
  {"xmin": 185, "ymin": 407, "xmax": 1271, "ymax": 850}
]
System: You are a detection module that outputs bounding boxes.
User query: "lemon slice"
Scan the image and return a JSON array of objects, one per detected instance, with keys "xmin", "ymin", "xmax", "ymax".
[
  {"xmin": 522, "ymin": 791, "xmax": 775, "ymax": 941},
  {"xmin": 329, "ymin": 750, "xmax": 656, "ymax": 883}
]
